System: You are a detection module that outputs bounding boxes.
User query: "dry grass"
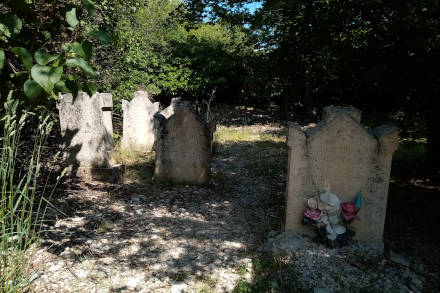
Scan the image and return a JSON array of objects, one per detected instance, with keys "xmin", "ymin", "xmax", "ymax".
[
  {"xmin": 111, "ymin": 142, "xmax": 155, "ymax": 184},
  {"xmin": 214, "ymin": 126, "xmax": 285, "ymax": 145}
]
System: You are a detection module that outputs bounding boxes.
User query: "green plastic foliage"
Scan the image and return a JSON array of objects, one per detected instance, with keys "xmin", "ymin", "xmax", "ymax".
[
  {"xmin": 71, "ymin": 41, "xmax": 92, "ymax": 60},
  {"xmin": 0, "ymin": 13, "xmax": 22, "ymax": 40},
  {"xmin": 66, "ymin": 8, "xmax": 79, "ymax": 28},
  {"xmin": 87, "ymin": 30, "xmax": 112, "ymax": 44},
  {"xmin": 11, "ymin": 47, "xmax": 33, "ymax": 70},
  {"xmin": 31, "ymin": 65, "xmax": 63, "ymax": 94},
  {"xmin": 24, "ymin": 79, "xmax": 43, "ymax": 99},
  {"xmin": 0, "ymin": 50, "xmax": 4, "ymax": 72},
  {"xmin": 34, "ymin": 50, "xmax": 59, "ymax": 66},
  {"xmin": 66, "ymin": 57, "xmax": 96, "ymax": 78}
]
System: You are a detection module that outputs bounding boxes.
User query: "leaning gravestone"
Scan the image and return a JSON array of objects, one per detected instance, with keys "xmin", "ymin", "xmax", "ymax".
[
  {"xmin": 121, "ymin": 90, "xmax": 160, "ymax": 152},
  {"xmin": 58, "ymin": 91, "xmax": 123, "ymax": 181},
  {"xmin": 154, "ymin": 98, "xmax": 214, "ymax": 185},
  {"xmin": 285, "ymin": 105, "xmax": 399, "ymax": 249}
]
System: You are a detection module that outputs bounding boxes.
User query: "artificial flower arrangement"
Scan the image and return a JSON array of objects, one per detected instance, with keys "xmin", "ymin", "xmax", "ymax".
[{"xmin": 302, "ymin": 190, "xmax": 361, "ymax": 247}]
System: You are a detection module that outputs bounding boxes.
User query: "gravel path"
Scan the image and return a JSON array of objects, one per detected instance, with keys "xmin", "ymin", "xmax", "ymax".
[
  {"xmin": 29, "ymin": 125, "xmax": 287, "ymax": 292},
  {"xmin": 28, "ymin": 122, "xmax": 438, "ymax": 292}
]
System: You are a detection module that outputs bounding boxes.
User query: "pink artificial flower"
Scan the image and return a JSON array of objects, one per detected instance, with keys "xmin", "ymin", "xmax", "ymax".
[
  {"xmin": 341, "ymin": 210, "xmax": 360, "ymax": 221},
  {"xmin": 341, "ymin": 202, "xmax": 359, "ymax": 221},
  {"xmin": 341, "ymin": 202, "xmax": 357, "ymax": 213},
  {"xmin": 304, "ymin": 208, "xmax": 322, "ymax": 221}
]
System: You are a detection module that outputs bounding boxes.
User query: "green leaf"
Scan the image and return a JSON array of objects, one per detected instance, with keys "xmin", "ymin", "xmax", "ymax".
[
  {"xmin": 66, "ymin": 8, "xmax": 79, "ymax": 28},
  {"xmin": 0, "ymin": 14, "xmax": 22, "ymax": 38},
  {"xmin": 0, "ymin": 50, "xmax": 4, "ymax": 72},
  {"xmin": 31, "ymin": 65, "xmax": 63, "ymax": 94},
  {"xmin": 65, "ymin": 57, "xmax": 96, "ymax": 78},
  {"xmin": 0, "ymin": 23, "xmax": 11, "ymax": 39},
  {"xmin": 54, "ymin": 80, "xmax": 68, "ymax": 93},
  {"xmin": 66, "ymin": 80, "xmax": 79, "ymax": 98},
  {"xmin": 71, "ymin": 41, "xmax": 92, "ymax": 60},
  {"xmin": 87, "ymin": 30, "xmax": 112, "ymax": 44},
  {"xmin": 11, "ymin": 47, "xmax": 33, "ymax": 70},
  {"xmin": 24, "ymin": 79, "xmax": 43, "ymax": 99},
  {"xmin": 55, "ymin": 80, "xmax": 78, "ymax": 98},
  {"xmin": 82, "ymin": 0, "xmax": 97, "ymax": 16},
  {"xmin": 82, "ymin": 40, "xmax": 93, "ymax": 59},
  {"xmin": 34, "ymin": 50, "xmax": 59, "ymax": 66},
  {"xmin": 41, "ymin": 31, "xmax": 51, "ymax": 40},
  {"xmin": 61, "ymin": 43, "xmax": 72, "ymax": 52},
  {"xmin": 84, "ymin": 82, "xmax": 98, "ymax": 96}
]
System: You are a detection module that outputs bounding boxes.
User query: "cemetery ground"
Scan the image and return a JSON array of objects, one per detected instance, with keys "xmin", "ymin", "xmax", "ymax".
[{"xmin": 27, "ymin": 106, "xmax": 439, "ymax": 292}]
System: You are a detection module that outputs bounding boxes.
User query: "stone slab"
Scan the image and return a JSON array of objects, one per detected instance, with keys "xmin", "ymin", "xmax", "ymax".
[
  {"xmin": 154, "ymin": 98, "xmax": 214, "ymax": 185},
  {"xmin": 121, "ymin": 90, "xmax": 160, "ymax": 152},
  {"xmin": 285, "ymin": 105, "xmax": 399, "ymax": 247},
  {"xmin": 58, "ymin": 91, "xmax": 115, "ymax": 179}
]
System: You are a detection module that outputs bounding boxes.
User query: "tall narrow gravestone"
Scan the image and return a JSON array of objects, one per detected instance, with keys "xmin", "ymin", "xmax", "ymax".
[
  {"xmin": 58, "ymin": 92, "xmax": 121, "ymax": 181},
  {"xmin": 285, "ymin": 106, "xmax": 399, "ymax": 248},
  {"xmin": 121, "ymin": 90, "xmax": 160, "ymax": 152},
  {"xmin": 154, "ymin": 98, "xmax": 214, "ymax": 185}
]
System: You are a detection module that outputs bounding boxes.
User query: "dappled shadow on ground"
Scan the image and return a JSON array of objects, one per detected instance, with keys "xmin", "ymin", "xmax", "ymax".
[
  {"xmin": 32, "ymin": 122, "xmax": 440, "ymax": 292},
  {"xmin": 385, "ymin": 180, "xmax": 440, "ymax": 290},
  {"xmin": 32, "ymin": 130, "xmax": 288, "ymax": 292}
]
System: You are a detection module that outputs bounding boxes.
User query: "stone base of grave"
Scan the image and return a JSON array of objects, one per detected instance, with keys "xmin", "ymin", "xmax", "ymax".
[
  {"xmin": 65, "ymin": 164, "xmax": 125, "ymax": 183},
  {"xmin": 263, "ymin": 232, "xmax": 384, "ymax": 256}
]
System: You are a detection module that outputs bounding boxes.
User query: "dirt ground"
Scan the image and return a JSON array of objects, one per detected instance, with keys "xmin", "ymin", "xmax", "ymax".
[{"xmin": 27, "ymin": 106, "xmax": 440, "ymax": 292}]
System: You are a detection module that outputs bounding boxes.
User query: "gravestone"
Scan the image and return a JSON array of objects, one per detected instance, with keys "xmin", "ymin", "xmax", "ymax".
[
  {"xmin": 121, "ymin": 90, "xmax": 160, "ymax": 152},
  {"xmin": 58, "ymin": 91, "xmax": 121, "ymax": 181},
  {"xmin": 285, "ymin": 105, "xmax": 399, "ymax": 249},
  {"xmin": 154, "ymin": 98, "xmax": 214, "ymax": 185}
]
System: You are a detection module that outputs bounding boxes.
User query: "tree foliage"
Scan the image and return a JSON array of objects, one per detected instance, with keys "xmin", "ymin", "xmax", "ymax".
[
  {"xmin": 0, "ymin": 0, "xmax": 110, "ymax": 104},
  {"xmin": 96, "ymin": 0, "xmax": 253, "ymax": 108}
]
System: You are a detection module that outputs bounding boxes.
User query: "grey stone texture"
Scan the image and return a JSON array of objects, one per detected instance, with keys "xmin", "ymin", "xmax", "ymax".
[
  {"xmin": 121, "ymin": 90, "xmax": 160, "ymax": 152},
  {"xmin": 58, "ymin": 91, "xmax": 117, "ymax": 181},
  {"xmin": 154, "ymin": 98, "xmax": 214, "ymax": 185},
  {"xmin": 285, "ymin": 106, "xmax": 399, "ymax": 247}
]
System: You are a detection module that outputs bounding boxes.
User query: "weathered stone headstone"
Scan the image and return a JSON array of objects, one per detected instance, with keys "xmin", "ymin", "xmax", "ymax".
[
  {"xmin": 58, "ymin": 91, "xmax": 119, "ymax": 181},
  {"xmin": 285, "ymin": 105, "xmax": 399, "ymax": 248},
  {"xmin": 154, "ymin": 98, "xmax": 214, "ymax": 185},
  {"xmin": 121, "ymin": 90, "xmax": 160, "ymax": 152}
]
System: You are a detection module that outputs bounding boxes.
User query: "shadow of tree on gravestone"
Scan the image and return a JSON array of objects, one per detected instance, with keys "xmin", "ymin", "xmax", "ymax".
[
  {"xmin": 61, "ymin": 126, "xmax": 116, "ymax": 182},
  {"xmin": 61, "ymin": 127, "xmax": 81, "ymax": 177},
  {"xmin": 89, "ymin": 129, "xmax": 116, "ymax": 182}
]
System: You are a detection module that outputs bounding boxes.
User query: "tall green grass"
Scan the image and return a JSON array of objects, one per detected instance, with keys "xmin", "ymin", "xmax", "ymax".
[{"xmin": 0, "ymin": 92, "xmax": 62, "ymax": 292}]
